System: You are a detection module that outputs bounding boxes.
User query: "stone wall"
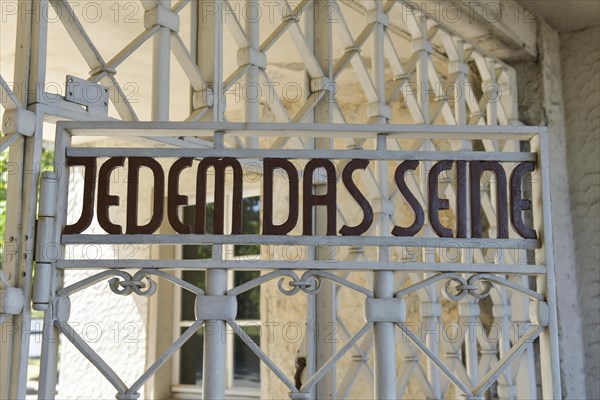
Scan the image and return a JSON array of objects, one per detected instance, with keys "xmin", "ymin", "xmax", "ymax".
[{"xmin": 561, "ymin": 24, "xmax": 600, "ymax": 400}]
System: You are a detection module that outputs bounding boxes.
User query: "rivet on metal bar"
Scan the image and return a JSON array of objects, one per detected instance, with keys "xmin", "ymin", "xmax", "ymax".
[
  {"xmin": 1, "ymin": 108, "xmax": 35, "ymax": 136},
  {"xmin": 364, "ymin": 298, "xmax": 406, "ymax": 323},
  {"xmin": 195, "ymin": 295, "xmax": 237, "ymax": 321},
  {"xmin": 144, "ymin": 5, "xmax": 180, "ymax": 32},
  {"xmin": 237, "ymin": 47, "xmax": 267, "ymax": 69}
]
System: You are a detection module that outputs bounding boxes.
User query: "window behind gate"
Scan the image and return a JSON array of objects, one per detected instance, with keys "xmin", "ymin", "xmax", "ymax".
[{"xmin": 173, "ymin": 195, "xmax": 262, "ymax": 398}]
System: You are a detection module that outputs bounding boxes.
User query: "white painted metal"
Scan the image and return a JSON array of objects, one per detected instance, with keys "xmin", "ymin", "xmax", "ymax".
[{"xmin": 0, "ymin": 1, "xmax": 562, "ymax": 399}]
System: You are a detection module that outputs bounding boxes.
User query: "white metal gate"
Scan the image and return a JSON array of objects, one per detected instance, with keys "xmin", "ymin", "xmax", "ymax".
[{"xmin": 1, "ymin": 0, "xmax": 561, "ymax": 399}]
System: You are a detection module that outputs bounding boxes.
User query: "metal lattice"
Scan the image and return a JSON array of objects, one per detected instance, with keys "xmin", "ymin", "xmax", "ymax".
[{"xmin": 0, "ymin": 1, "xmax": 561, "ymax": 399}]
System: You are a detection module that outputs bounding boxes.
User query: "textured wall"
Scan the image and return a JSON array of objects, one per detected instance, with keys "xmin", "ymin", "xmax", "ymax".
[
  {"xmin": 514, "ymin": 22, "xmax": 588, "ymax": 399},
  {"xmin": 58, "ymin": 139, "xmax": 152, "ymax": 399},
  {"xmin": 538, "ymin": 23, "xmax": 587, "ymax": 399},
  {"xmin": 561, "ymin": 25, "xmax": 600, "ymax": 400}
]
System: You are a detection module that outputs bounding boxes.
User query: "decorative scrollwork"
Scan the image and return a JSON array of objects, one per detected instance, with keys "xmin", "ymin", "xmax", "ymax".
[
  {"xmin": 278, "ymin": 272, "xmax": 320, "ymax": 296},
  {"xmin": 442, "ymin": 274, "xmax": 493, "ymax": 301},
  {"xmin": 108, "ymin": 272, "xmax": 157, "ymax": 297}
]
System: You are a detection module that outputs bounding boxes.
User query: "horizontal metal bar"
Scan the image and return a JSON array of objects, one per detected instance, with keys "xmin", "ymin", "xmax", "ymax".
[
  {"xmin": 65, "ymin": 147, "xmax": 536, "ymax": 162},
  {"xmin": 62, "ymin": 234, "xmax": 539, "ymax": 248},
  {"xmin": 57, "ymin": 121, "xmax": 544, "ymax": 139},
  {"xmin": 55, "ymin": 260, "xmax": 547, "ymax": 274}
]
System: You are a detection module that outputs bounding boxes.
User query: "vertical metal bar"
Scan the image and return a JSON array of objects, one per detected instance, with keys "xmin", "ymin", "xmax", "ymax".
[
  {"xmin": 197, "ymin": 0, "xmax": 224, "ymax": 123},
  {"xmin": 37, "ymin": 127, "xmax": 70, "ymax": 400},
  {"xmin": 532, "ymin": 131, "xmax": 562, "ymax": 398},
  {"xmin": 1, "ymin": 1, "xmax": 48, "ymax": 398},
  {"xmin": 370, "ymin": 1, "xmax": 396, "ymax": 396},
  {"xmin": 311, "ymin": 1, "xmax": 335, "ymax": 397},
  {"xmin": 152, "ymin": 0, "xmax": 172, "ymax": 121},
  {"xmin": 201, "ymin": 132, "xmax": 227, "ymax": 399},
  {"xmin": 415, "ymin": 19, "xmax": 429, "ymax": 125},
  {"xmin": 195, "ymin": 3, "xmax": 226, "ymax": 397},
  {"xmin": 244, "ymin": 0, "xmax": 259, "ymax": 147},
  {"xmin": 373, "ymin": 134, "xmax": 396, "ymax": 400},
  {"xmin": 202, "ymin": 268, "xmax": 228, "ymax": 399}
]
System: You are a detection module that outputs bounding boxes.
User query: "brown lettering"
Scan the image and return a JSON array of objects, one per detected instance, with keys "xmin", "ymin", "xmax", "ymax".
[
  {"xmin": 339, "ymin": 159, "xmax": 373, "ymax": 236},
  {"xmin": 263, "ymin": 158, "xmax": 299, "ymax": 235}
]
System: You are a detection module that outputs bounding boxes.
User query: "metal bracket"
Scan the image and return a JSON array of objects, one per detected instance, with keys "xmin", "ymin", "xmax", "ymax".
[
  {"xmin": 144, "ymin": 6, "xmax": 180, "ymax": 32},
  {"xmin": 367, "ymin": 102, "xmax": 391, "ymax": 119},
  {"xmin": 0, "ymin": 286, "xmax": 24, "ymax": 315},
  {"xmin": 195, "ymin": 295, "xmax": 237, "ymax": 321},
  {"xmin": 366, "ymin": 9, "xmax": 389, "ymax": 27},
  {"xmin": 1, "ymin": 108, "xmax": 35, "ymax": 136},
  {"xmin": 364, "ymin": 298, "xmax": 406, "ymax": 323},
  {"xmin": 529, "ymin": 300, "xmax": 549, "ymax": 327},
  {"xmin": 237, "ymin": 47, "xmax": 267, "ymax": 69},
  {"xmin": 65, "ymin": 75, "xmax": 109, "ymax": 116}
]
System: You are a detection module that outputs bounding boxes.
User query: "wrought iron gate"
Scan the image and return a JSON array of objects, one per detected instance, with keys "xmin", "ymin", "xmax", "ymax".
[{"xmin": 1, "ymin": 0, "xmax": 561, "ymax": 399}]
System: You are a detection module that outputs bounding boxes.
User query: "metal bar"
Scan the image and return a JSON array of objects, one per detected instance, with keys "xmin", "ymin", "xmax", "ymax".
[
  {"xmin": 373, "ymin": 142, "xmax": 397, "ymax": 399},
  {"xmin": 61, "ymin": 234, "xmax": 540, "ymax": 248},
  {"xmin": 65, "ymin": 147, "xmax": 537, "ymax": 162},
  {"xmin": 37, "ymin": 127, "xmax": 71, "ymax": 400},
  {"xmin": 532, "ymin": 131, "xmax": 562, "ymax": 398},
  {"xmin": 55, "ymin": 260, "xmax": 547, "ymax": 274},
  {"xmin": 0, "ymin": 75, "xmax": 23, "ymax": 110},
  {"xmin": 2, "ymin": 1, "xmax": 48, "ymax": 397},
  {"xmin": 152, "ymin": 0, "xmax": 171, "ymax": 122},
  {"xmin": 202, "ymin": 267, "xmax": 228, "ymax": 399},
  {"xmin": 57, "ymin": 323, "xmax": 129, "ymax": 394},
  {"xmin": 128, "ymin": 320, "xmax": 204, "ymax": 394},
  {"xmin": 307, "ymin": 1, "xmax": 337, "ymax": 397},
  {"xmin": 56, "ymin": 119, "xmax": 544, "ymax": 136}
]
